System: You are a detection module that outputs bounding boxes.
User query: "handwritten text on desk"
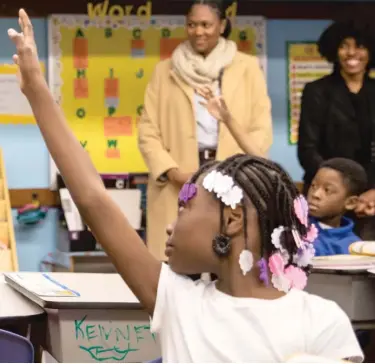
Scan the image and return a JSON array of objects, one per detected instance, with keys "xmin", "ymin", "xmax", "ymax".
[{"xmin": 74, "ymin": 315, "xmax": 157, "ymax": 361}]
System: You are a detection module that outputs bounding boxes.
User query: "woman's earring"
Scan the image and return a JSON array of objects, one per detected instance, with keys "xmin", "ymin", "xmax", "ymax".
[{"xmin": 212, "ymin": 234, "xmax": 231, "ymax": 257}]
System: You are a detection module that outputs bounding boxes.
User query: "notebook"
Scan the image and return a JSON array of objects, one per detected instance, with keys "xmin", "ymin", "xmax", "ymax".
[{"xmin": 4, "ymin": 272, "xmax": 80, "ymax": 297}]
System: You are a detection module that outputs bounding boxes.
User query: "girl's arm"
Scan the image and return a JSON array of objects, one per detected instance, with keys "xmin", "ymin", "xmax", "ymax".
[
  {"xmin": 198, "ymin": 58, "xmax": 272, "ymax": 157},
  {"xmin": 221, "ymin": 115, "xmax": 263, "ymax": 157},
  {"xmin": 9, "ymin": 9, "xmax": 161, "ymax": 315}
]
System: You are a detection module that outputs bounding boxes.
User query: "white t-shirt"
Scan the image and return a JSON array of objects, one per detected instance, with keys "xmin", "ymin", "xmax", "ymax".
[{"xmin": 151, "ymin": 264, "xmax": 363, "ymax": 363}]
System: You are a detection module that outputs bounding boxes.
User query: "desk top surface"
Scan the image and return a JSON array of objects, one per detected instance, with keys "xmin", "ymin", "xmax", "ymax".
[
  {"xmin": 0, "ymin": 275, "xmax": 44, "ymax": 319},
  {"xmin": 5, "ymin": 272, "xmax": 141, "ymax": 310}
]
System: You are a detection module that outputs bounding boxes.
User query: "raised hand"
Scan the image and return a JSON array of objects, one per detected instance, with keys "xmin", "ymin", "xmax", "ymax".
[
  {"xmin": 197, "ymin": 86, "xmax": 232, "ymax": 123},
  {"xmin": 8, "ymin": 9, "xmax": 43, "ymax": 93}
]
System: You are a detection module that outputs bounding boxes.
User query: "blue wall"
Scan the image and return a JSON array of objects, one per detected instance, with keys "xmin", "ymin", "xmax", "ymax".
[
  {"xmin": 0, "ymin": 19, "xmax": 57, "ymax": 271},
  {"xmin": 0, "ymin": 18, "xmax": 332, "ymax": 270}
]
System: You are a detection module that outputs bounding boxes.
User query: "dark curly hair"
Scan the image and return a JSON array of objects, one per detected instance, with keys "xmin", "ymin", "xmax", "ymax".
[
  {"xmin": 191, "ymin": 154, "xmax": 311, "ymax": 276},
  {"xmin": 318, "ymin": 16, "xmax": 375, "ymax": 69}
]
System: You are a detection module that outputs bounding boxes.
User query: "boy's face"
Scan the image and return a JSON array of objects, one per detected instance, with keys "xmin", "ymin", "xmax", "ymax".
[{"xmin": 307, "ymin": 167, "xmax": 357, "ymax": 220}]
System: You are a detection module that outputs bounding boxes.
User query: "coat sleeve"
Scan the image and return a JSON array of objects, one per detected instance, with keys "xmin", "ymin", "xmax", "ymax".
[
  {"xmin": 297, "ymin": 82, "xmax": 325, "ymax": 179},
  {"xmin": 248, "ymin": 57, "xmax": 272, "ymax": 157},
  {"xmin": 138, "ymin": 64, "xmax": 178, "ymax": 184}
]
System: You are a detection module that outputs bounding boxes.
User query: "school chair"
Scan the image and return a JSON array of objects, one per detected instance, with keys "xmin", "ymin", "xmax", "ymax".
[
  {"xmin": 0, "ymin": 328, "xmax": 34, "ymax": 363},
  {"xmin": 148, "ymin": 357, "xmax": 162, "ymax": 363}
]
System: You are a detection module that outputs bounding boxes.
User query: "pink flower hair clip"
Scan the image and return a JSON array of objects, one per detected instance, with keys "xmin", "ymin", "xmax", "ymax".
[
  {"xmin": 294, "ymin": 195, "xmax": 309, "ymax": 227},
  {"xmin": 305, "ymin": 223, "xmax": 318, "ymax": 243},
  {"xmin": 284, "ymin": 265, "xmax": 307, "ymax": 290},
  {"xmin": 268, "ymin": 252, "xmax": 308, "ymax": 293},
  {"xmin": 269, "ymin": 252, "xmax": 291, "ymax": 293}
]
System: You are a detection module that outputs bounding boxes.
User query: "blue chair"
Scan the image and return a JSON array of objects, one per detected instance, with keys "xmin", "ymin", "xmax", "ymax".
[
  {"xmin": 0, "ymin": 329, "xmax": 34, "ymax": 363},
  {"xmin": 148, "ymin": 358, "xmax": 162, "ymax": 363}
]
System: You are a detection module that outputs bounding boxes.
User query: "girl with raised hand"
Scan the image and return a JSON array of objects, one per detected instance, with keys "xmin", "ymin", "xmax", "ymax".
[{"xmin": 9, "ymin": 9, "xmax": 363, "ymax": 363}]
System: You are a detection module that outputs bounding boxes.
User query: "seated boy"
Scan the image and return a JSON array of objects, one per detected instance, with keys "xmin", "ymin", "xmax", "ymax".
[{"xmin": 307, "ymin": 158, "xmax": 367, "ymax": 256}]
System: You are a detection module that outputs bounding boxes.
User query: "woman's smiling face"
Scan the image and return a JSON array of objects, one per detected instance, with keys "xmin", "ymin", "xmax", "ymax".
[{"xmin": 338, "ymin": 37, "xmax": 369, "ymax": 76}]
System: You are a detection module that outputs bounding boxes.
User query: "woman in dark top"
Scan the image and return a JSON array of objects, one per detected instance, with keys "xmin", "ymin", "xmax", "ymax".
[{"xmin": 298, "ymin": 18, "xmax": 375, "ymax": 232}]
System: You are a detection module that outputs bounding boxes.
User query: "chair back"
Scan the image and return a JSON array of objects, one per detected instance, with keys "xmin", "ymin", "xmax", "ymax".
[{"xmin": 0, "ymin": 329, "xmax": 34, "ymax": 363}]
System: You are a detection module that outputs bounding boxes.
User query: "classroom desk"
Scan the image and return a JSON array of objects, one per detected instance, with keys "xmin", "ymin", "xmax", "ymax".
[
  {"xmin": 0, "ymin": 274, "xmax": 46, "ymax": 362},
  {"xmin": 306, "ymin": 269, "xmax": 375, "ymax": 329},
  {"xmin": 5, "ymin": 272, "xmax": 161, "ymax": 363},
  {"xmin": 0, "ymin": 274, "xmax": 44, "ymax": 320}
]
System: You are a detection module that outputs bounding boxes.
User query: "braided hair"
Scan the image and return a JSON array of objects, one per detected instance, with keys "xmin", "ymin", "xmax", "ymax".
[{"xmin": 192, "ymin": 154, "xmax": 311, "ymax": 275}]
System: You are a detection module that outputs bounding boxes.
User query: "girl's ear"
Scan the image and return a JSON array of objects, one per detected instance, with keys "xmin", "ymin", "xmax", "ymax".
[
  {"xmin": 345, "ymin": 195, "xmax": 359, "ymax": 211},
  {"xmin": 222, "ymin": 205, "xmax": 243, "ymax": 238}
]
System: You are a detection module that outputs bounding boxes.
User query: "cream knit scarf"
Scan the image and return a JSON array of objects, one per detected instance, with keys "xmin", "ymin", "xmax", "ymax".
[{"xmin": 171, "ymin": 37, "xmax": 237, "ymax": 90}]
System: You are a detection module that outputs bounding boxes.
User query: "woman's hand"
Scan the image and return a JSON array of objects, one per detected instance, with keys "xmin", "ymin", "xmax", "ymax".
[
  {"xmin": 197, "ymin": 86, "xmax": 232, "ymax": 123},
  {"xmin": 355, "ymin": 189, "xmax": 375, "ymax": 217},
  {"xmin": 8, "ymin": 9, "xmax": 44, "ymax": 94}
]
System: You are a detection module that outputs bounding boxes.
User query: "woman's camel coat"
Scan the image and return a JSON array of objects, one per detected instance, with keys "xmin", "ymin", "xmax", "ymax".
[{"xmin": 138, "ymin": 51, "xmax": 272, "ymax": 261}]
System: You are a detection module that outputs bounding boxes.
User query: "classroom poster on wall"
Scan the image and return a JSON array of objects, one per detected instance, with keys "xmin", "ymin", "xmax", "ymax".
[
  {"xmin": 48, "ymin": 15, "xmax": 267, "ymax": 187},
  {"xmin": 287, "ymin": 42, "xmax": 332, "ymax": 145},
  {"xmin": 0, "ymin": 64, "xmax": 45, "ymax": 124}
]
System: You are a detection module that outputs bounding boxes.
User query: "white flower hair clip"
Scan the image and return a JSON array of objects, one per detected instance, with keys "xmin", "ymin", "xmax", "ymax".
[{"xmin": 203, "ymin": 170, "xmax": 243, "ymax": 209}]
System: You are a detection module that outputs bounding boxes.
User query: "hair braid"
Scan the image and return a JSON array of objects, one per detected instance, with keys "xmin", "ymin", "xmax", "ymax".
[{"xmin": 192, "ymin": 154, "xmax": 311, "ymax": 275}]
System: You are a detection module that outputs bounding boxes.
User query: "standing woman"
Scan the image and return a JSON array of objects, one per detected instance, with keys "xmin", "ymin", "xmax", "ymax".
[
  {"xmin": 138, "ymin": 0, "xmax": 272, "ymax": 260},
  {"xmin": 297, "ymin": 17, "xmax": 375, "ymax": 235}
]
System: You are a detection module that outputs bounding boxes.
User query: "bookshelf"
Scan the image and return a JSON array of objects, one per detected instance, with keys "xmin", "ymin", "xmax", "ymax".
[{"xmin": 0, "ymin": 149, "xmax": 18, "ymax": 271}]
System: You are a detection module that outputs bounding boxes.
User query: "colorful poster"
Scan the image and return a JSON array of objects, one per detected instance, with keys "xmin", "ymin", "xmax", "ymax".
[
  {"xmin": 48, "ymin": 15, "xmax": 267, "ymax": 187},
  {"xmin": 287, "ymin": 42, "xmax": 332, "ymax": 145}
]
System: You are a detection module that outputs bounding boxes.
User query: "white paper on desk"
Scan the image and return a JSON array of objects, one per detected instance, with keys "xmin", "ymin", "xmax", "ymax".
[
  {"xmin": 59, "ymin": 188, "xmax": 84, "ymax": 232},
  {"xmin": 312, "ymin": 254, "xmax": 375, "ymax": 271},
  {"xmin": 107, "ymin": 189, "xmax": 142, "ymax": 229},
  {"xmin": 4, "ymin": 273, "xmax": 79, "ymax": 297}
]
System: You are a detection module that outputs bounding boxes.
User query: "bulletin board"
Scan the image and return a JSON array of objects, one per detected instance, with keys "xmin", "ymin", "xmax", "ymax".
[
  {"xmin": 48, "ymin": 15, "xmax": 267, "ymax": 187},
  {"xmin": 287, "ymin": 41, "xmax": 375, "ymax": 144}
]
